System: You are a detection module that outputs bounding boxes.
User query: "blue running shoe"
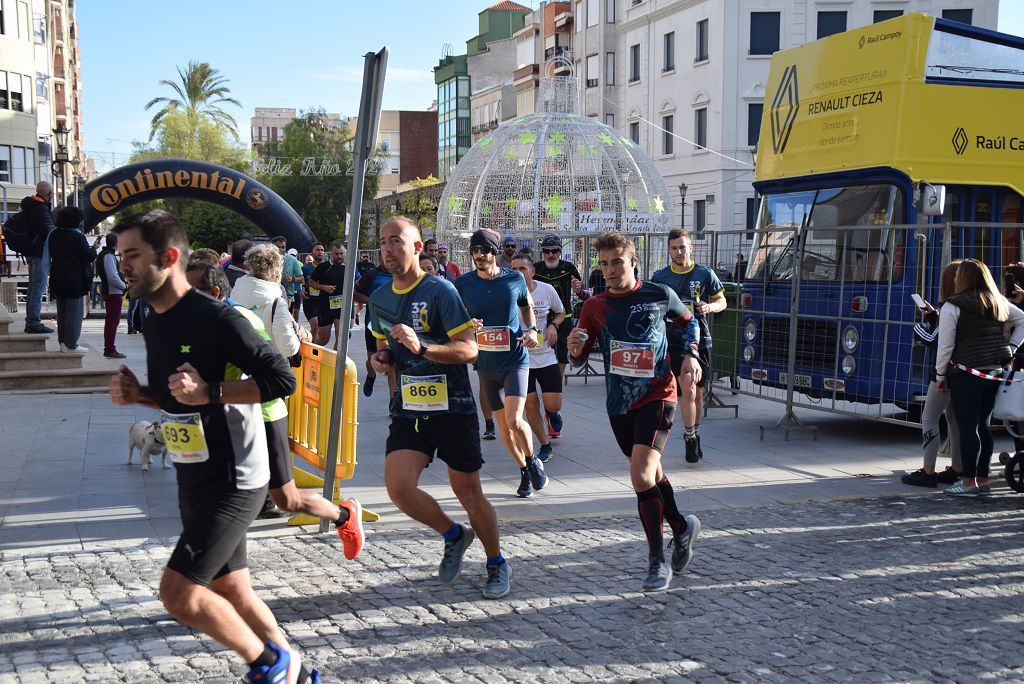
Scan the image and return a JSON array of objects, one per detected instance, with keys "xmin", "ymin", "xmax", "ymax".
[
  {"xmin": 246, "ymin": 642, "xmax": 299, "ymax": 684},
  {"xmin": 536, "ymin": 443, "xmax": 553, "ymax": 463},
  {"xmin": 363, "ymin": 373, "xmax": 375, "ymax": 398},
  {"xmin": 439, "ymin": 524, "xmax": 475, "ymax": 584},
  {"xmin": 527, "ymin": 457, "xmax": 548, "ymax": 491},
  {"xmin": 546, "ymin": 410, "xmax": 563, "ymax": 438},
  {"xmin": 483, "ymin": 562, "xmax": 511, "ymax": 599}
]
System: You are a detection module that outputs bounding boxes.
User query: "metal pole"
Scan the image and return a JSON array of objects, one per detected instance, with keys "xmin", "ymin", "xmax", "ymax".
[{"xmin": 319, "ymin": 48, "xmax": 389, "ymax": 534}]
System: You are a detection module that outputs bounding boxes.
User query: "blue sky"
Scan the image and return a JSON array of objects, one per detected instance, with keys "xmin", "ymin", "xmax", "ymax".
[{"xmin": 79, "ymin": 2, "xmax": 1024, "ymax": 174}]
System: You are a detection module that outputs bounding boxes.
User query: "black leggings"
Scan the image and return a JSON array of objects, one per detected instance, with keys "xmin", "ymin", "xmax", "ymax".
[{"xmin": 949, "ymin": 372, "xmax": 999, "ymax": 479}]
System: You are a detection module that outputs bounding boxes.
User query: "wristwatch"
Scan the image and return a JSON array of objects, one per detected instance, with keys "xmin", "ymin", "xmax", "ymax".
[
  {"xmin": 415, "ymin": 343, "xmax": 429, "ymax": 357},
  {"xmin": 208, "ymin": 381, "xmax": 223, "ymax": 404},
  {"xmin": 527, "ymin": 325, "xmax": 539, "ymax": 333}
]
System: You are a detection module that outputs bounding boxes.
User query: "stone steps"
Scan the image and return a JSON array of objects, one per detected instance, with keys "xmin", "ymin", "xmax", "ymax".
[
  {"xmin": 0, "ymin": 350, "xmax": 85, "ymax": 371},
  {"xmin": 0, "ymin": 367, "xmax": 116, "ymax": 392},
  {"xmin": 0, "ymin": 332, "xmax": 48, "ymax": 353}
]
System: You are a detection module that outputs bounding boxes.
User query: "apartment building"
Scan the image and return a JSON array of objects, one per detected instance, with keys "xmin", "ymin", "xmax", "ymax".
[{"xmin": 0, "ymin": 0, "xmax": 84, "ymax": 210}]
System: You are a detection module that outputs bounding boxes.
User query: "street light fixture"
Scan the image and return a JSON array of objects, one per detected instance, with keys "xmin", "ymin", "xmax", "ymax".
[
  {"xmin": 678, "ymin": 181, "xmax": 687, "ymax": 232},
  {"xmin": 51, "ymin": 123, "xmax": 71, "ymax": 206}
]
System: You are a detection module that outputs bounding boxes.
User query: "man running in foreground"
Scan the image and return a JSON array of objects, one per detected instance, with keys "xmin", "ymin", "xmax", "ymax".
[
  {"xmin": 108, "ymin": 210, "xmax": 319, "ymax": 683},
  {"xmin": 568, "ymin": 230, "xmax": 703, "ymax": 592},
  {"xmin": 368, "ymin": 217, "xmax": 511, "ymax": 599}
]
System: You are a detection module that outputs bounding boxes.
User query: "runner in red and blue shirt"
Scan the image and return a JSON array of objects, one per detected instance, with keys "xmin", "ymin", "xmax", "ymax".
[{"xmin": 568, "ymin": 230, "xmax": 702, "ymax": 593}]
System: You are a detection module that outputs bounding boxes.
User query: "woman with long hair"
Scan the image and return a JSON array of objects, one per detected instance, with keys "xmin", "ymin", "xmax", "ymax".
[
  {"xmin": 935, "ymin": 258, "xmax": 1024, "ymax": 496},
  {"xmin": 902, "ymin": 260, "xmax": 963, "ymax": 487}
]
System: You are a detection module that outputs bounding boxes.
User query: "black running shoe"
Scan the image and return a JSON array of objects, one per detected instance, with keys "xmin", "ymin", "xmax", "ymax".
[
  {"xmin": 516, "ymin": 469, "xmax": 533, "ymax": 498},
  {"xmin": 935, "ymin": 466, "xmax": 961, "ymax": 485},
  {"xmin": 536, "ymin": 443, "xmax": 553, "ymax": 463},
  {"xmin": 695, "ymin": 434, "xmax": 704, "ymax": 461},
  {"xmin": 526, "ymin": 457, "xmax": 548, "ymax": 491},
  {"xmin": 483, "ymin": 421, "xmax": 496, "ymax": 440},
  {"xmin": 901, "ymin": 468, "xmax": 937, "ymax": 488},
  {"xmin": 684, "ymin": 436, "xmax": 699, "ymax": 463},
  {"xmin": 669, "ymin": 514, "xmax": 701, "ymax": 573},
  {"xmin": 642, "ymin": 555, "xmax": 672, "ymax": 592}
]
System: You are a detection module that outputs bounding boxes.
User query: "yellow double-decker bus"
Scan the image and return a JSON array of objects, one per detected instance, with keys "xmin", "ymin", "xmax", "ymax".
[{"xmin": 742, "ymin": 13, "xmax": 1024, "ymax": 420}]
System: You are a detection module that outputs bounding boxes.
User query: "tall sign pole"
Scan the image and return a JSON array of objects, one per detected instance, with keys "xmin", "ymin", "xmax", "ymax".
[{"xmin": 319, "ymin": 48, "xmax": 389, "ymax": 533}]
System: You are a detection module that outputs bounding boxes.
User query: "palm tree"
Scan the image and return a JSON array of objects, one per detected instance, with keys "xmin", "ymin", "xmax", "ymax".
[{"xmin": 145, "ymin": 61, "xmax": 241, "ymax": 140}]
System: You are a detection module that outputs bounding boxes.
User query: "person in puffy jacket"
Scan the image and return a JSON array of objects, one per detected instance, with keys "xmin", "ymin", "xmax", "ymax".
[
  {"xmin": 229, "ymin": 244, "xmax": 308, "ymax": 358},
  {"xmin": 47, "ymin": 206, "xmax": 94, "ymax": 352},
  {"xmin": 935, "ymin": 258, "xmax": 1024, "ymax": 497},
  {"xmin": 901, "ymin": 260, "xmax": 963, "ymax": 488}
]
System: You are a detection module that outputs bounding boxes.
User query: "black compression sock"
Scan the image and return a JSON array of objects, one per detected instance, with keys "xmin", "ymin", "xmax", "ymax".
[
  {"xmin": 636, "ymin": 485, "xmax": 665, "ymax": 558},
  {"xmin": 657, "ymin": 476, "xmax": 686, "ymax": 536},
  {"xmin": 248, "ymin": 645, "xmax": 276, "ymax": 668}
]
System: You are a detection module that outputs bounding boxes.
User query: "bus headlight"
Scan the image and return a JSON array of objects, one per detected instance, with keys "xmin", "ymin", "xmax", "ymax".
[
  {"xmin": 842, "ymin": 355, "xmax": 856, "ymax": 375},
  {"xmin": 744, "ymin": 320, "xmax": 757, "ymax": 342},
  {"xmin": 842, "ymin": 326, "xmax": 859, "ymax": 352},
  {"xmin": 743, "ymin": 345, "xmax": 755, "ymax": 362}
]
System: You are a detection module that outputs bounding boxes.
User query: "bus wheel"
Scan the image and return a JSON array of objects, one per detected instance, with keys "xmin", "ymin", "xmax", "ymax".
[
  {"xmin": 1005, "ymin": 454, "xmax": 1024, "ymax": 494},
  {"xmin": 998, "ymin": 451, "xmax": 1012, "ymax": 466}
]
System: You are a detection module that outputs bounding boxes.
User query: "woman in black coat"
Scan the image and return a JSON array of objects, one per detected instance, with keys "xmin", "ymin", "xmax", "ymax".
[{"xmin": 48, "ymin": 206, "xmax": 95, "ymax": 352}]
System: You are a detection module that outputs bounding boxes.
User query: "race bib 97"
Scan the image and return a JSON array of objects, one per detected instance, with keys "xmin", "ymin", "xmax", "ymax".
[{"xmin": 609, "ymin": 340, "xmax": 656, "ymax": 377}]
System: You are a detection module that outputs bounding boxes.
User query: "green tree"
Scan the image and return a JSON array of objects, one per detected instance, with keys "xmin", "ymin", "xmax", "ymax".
[
  {"xmin": 145, "ymin": 61, "xmax": 241, "ymax": 141},
  {"xmin": 179, "ymin": 201, "xmax": 257, "ymax": 252},
  {"xmin": 257, "ymin": 110, "xmax": 380, "ymax": 246}
]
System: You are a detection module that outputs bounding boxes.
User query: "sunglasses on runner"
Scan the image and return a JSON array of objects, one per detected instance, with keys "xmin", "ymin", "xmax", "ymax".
[
  {"xmin": 542, "ymin": 248, "xmax": 561, "ymax": 255},
  {"xmin": 471, "ymin": 245, "xmax": 496, "ymax": 255}
]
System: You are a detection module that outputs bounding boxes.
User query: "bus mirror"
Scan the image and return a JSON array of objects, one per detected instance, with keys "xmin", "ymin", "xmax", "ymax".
[{"xmin": 920, "ymin": 184, "xmax": 946, "ymax": 216}]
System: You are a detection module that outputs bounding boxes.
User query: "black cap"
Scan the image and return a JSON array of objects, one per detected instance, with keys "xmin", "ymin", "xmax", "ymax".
[
  {"xmin": 540, "ymin": 234, "xmax": 562, "ymax": 249},
  {"xmin": 470, "ymin": 229, "xmax": 501, "ymax": 253}
]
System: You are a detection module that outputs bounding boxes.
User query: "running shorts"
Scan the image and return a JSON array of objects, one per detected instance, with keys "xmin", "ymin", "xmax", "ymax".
[
  {"xmin": 608, "ymin": 400, "xmax": 676, "ymax": 457},
  {"xmin": 385, "ymin": 412, "xmax": 484, "ymax": 473}
]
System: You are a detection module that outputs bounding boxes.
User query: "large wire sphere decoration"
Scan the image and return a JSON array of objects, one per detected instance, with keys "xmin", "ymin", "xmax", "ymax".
[{"xmin": 437, "ymin": 65, "xmax": 674, "ymax": 267}]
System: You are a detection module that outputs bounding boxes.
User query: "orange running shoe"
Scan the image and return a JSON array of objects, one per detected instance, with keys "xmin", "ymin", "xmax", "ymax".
[{"xmin": 336, "ymin": 498, "xmax": 364, "ymax": 559}]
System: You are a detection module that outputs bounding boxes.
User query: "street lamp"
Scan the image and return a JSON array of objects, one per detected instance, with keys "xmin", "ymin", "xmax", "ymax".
[
  {"xmin": 678, "ymin": 182, "xmax": 687, "ymax": 232},
  {"xmin": 51, "ymin": 123, "xmax": 70, "ymax": 206},
  {"xmin": 70, "ymin": 156, "xmax": 82, "ymax": 206}
]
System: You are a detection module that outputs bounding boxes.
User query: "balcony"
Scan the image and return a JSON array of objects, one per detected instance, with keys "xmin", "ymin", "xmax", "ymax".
[
  {"xmin": 553, "ymin": 11, "xmax": 573, "ymax": 28},
  {"xmin": 544, "ymin": 46, "xmax": 571, "ymax": 62}
]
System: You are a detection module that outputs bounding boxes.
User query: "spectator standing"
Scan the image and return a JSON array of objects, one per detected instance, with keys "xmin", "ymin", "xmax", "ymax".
[
  {"xmin": 21, "ymin": 181, "xmax": 55, "ymax": 333},
  {"xmin": 225, "ymin": 239, "xmax": 252, "ymax": 287},
  {"xmin": 734, "ymin": 253, "xmax": 748, "ymax": 281},
  {"xmin": 96, "ymin": 233, "xmax": 127, "ymax": 359},
  {"xmin": 901, "ymin": 260, "xmax": 963, "ymax": 487},
  {"xmin": 936, "ymin": 258, "xmax": 1024, "ymax": 497},
  {"xmin": 47, "ymin": 206, "xmax": 94, "ymax": 353},
  {"xmin": 230, "ymin": 245, "xmax": 308, "ymax": 360},
  {"xmin": 436, "ymin": 243, "xmax": 462, "ymax": 281},
  {"xmin": 270, "ymin": 236, "xmax": 303, "ymax": 321},
  {"xmin": 498, "ymin": 236, "xmax": 518, "ymax": 270}
]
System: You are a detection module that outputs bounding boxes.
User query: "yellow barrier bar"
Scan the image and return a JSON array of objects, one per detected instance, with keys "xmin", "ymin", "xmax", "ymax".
[{"xmin": 285, "ymin": 340, "xmax": 378, "ymax": 524}]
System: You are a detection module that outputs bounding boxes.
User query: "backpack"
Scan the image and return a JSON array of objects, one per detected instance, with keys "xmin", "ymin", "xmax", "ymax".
[{"xmin": 2, "ymin": 211, "xmax": 33, "ymax": 254}]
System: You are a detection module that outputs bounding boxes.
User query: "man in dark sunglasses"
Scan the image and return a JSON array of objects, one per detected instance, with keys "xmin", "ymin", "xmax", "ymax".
[
  {"xmin": 499, "ymin": 236, "xmax": 518, "ymax": 270},
  {"xmin": 533, "ymin": 235, "xmax": 589, "ymax": 410}
]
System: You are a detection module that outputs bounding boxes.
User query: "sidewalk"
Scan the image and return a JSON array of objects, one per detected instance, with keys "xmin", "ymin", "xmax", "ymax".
[{"xmin": 2, "ymin": 318, "xmax": 1023, "ymax": 682}]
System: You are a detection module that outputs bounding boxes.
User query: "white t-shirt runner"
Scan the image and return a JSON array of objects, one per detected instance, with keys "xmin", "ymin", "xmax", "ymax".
[{"xmin": 527, "ymin": 280, "xmax": 564, "ymax": 369}]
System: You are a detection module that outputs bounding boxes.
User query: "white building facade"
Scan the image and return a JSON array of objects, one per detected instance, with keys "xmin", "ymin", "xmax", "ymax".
[{"xmin": 612, "ymin": 0, "xmax": 997, "ymax": 240}]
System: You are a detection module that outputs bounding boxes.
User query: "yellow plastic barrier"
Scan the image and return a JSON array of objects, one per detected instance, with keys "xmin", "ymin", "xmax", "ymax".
[{"xmin": 285, "ymin": 340, "xmax": 378, "ymax": 525}]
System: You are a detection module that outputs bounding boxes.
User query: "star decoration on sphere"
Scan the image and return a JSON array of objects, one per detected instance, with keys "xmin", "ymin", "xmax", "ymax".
[
  {"xmin": 651, "ymin": 196, "xmax": 665, "ymax": 214},
  {"xmin": 518, "ymin": 132, "xmax": 537, "ymax": 144},
  {"xmin": 478, "ymin": 136, "xmax": 494, "ymax": 148},
  {"xmin": 481, "ymin": 203, "xmax": 493, "ymax": 218},
  {"xmin": 504, "ymin": 148, "xmax": 518, "ymax": 160},
  {"xmin": 506, "ymin": 197, "xmax": 518, "ymax": 211},
  {"xmin": 546, "ymin": 144, "xmax": 563, "ymax": 157},
  {"xmin": 549, "ymin": 133, "xmax": 567, "ymax": 143},
  {"xmin": 598, "ymin": 132, "xmax": 616, "ymax": 146},
  {"xmin": 626, "ymin": 198, "xmax": 639, "ymax": 210},
  {"xmin": 579, "ymin": 143, "xmax": 598, "ymax": 155},
  {"xmin": 545, "ymin": 194, "xmax": 566, "ymax": 217},
  {"xmin": 619, "ymin": 136, "xmax": 637, "ymax": 148},
  {"xmin": 448, "ymin": 196, "xmax": 463, "ymax": 213}
]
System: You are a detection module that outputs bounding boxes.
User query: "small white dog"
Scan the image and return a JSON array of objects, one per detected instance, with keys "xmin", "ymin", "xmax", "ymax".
[{"xmin": 127, "ymin": 420, "xmax": 170, "ymax": 471}]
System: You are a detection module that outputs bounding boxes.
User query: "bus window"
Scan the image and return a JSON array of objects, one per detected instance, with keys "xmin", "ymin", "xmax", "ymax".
[
  {"xmin": 972, "ymin": 193, "xmax": 993, "ymax": 262},
  {"xmin": 750, "ymin": 184, "xmax": 904, "ymax": 282},
  {"xmin": 1001, "ymin": 193, "xmax": 1022, "ymax": 267}
]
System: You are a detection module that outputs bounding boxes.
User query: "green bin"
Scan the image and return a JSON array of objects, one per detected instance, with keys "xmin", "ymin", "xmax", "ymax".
[{"xmin": 710, "ymin": 282, "xmax": 741, "ymax": 384}]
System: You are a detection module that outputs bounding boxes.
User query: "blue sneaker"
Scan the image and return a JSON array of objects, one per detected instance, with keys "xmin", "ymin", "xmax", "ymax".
[
  {"xmin": 483, "ymin": 421, "xmax": 496, "ymax": 440},
  {"xmin": 546, "ymin": 410, "xmax": 563, "ymax": 437},
  {"xmin": 363, "ymin": 372, "xmax": 375, "ymax": 397},
  {"xmin": 526, "ymin": 457, "xmax": 548, "ymax": 491},
  {"xmin": 536, "ymin": 443, "xmax": 553, "ymax": 463},
  {"xmin": 246, "ymin": 642, "xmax": 299, "ymax": 684},
  {"xmin": 309, "ymin": 667, "xmax": 322, "ymax": 683},
  {"xmin": 439, "ymin": 524, "xmax": 475, "ymax": 584},
  {"xmin": 483, "ymin": 561, "xmax": 511, "ymax": 599}
]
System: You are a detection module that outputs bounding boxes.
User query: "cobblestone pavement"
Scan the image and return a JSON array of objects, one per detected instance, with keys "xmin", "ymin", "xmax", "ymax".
[{"xmin": 2, "ymin": 494, "xmax": 1023, "ymax": 683}]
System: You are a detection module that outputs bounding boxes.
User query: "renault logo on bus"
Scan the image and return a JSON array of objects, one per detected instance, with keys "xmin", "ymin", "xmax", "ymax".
[
  {"xmin": 952, "ymin": 127, "xmax": 969, "ymax": 155},
  {"xmin": 770, "ymin": 65, "xmax": 800, "ymax": 154}
]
